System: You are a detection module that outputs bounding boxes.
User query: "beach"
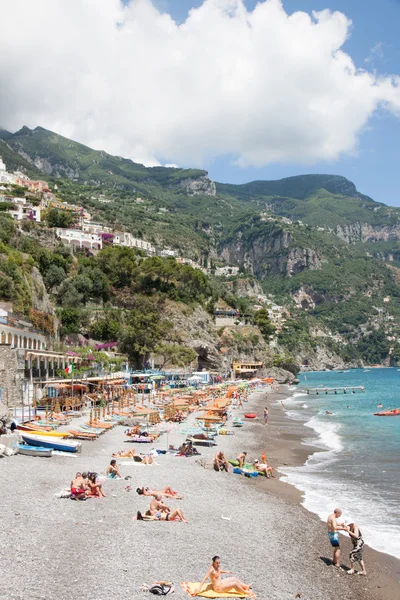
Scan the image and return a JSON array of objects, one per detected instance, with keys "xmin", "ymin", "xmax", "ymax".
[{"xmin": 0, "ymin": 387, "xmax": 399, "ymax": 600}]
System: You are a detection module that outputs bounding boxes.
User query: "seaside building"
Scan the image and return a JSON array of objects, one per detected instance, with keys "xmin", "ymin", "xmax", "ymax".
[{"xmin": 232, "ymin": 361, "xmax": 264, "ymax": 379}]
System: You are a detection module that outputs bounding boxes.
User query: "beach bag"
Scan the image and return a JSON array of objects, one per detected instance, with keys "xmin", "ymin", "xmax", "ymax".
[{"xmin": 149, "ymin": 584, "xmax": 172, "ymax": 595}]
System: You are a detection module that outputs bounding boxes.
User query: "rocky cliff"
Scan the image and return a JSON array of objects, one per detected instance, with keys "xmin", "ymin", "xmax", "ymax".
[
  {"xmin": 219, "ymin": 226, "xmax": 322, "ymax": 278},
  {"xmin": 335, "ymin": 222, "xmax": 400, "ymax": 244}
]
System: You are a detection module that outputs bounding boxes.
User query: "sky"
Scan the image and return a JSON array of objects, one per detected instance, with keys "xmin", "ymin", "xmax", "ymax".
[{"xmin": 0, "ymin": 0, "xmax": 400, "ymax": 205}]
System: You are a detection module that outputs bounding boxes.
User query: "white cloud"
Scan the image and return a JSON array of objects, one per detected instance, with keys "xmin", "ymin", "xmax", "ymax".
[{"xmin": 0, "ymin": 0, "xmax": 399, "ymax": 168}]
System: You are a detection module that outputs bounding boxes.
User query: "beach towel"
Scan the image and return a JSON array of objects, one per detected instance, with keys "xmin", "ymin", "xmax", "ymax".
[{"xmin": 180, "ymin": 582, "xmax": 254, "ymax": 598}]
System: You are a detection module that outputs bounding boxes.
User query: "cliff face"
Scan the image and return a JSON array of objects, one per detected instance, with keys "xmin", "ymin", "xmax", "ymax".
[
  {"xmin": 220, "ymin": 228, "xmax": 322, "ymax": 278},
  {"xmin": 335, "ymin": 222, "xmax": 400, "ymax": 243},
  {"xmin": 163, "ymin": 301, "xmax": 274, "ymax": 375},
  {"xmin": 169, "ymin": 175, "xmax": 216, "ymax": 197}
]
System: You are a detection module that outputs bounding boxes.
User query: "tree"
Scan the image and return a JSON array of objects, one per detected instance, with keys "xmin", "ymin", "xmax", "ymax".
[
  {"xmin": 45, "ymin": 208, "xmax": 74, "ymax": 228},
  {"xmin": 90, "ymin": 317, "xmax": 121, "ymax": 341},
  {"xmin": 73, "ymin": 274, "xmax": 93, "ymax": 304},
  {"xmin": 44, "ymin": 264, "xmax": 66, "ymax": 290},
  {"xmin": 119, "ymin": 298, "xmax": 172, "ymax": 367},
  {"xmin": 254, "ymin": 308, "xmax": 276, "ymax": 341},
  {"xmin": 57, "ymin": 280, "xmax": 83, "ymax": 307},
  {"xmin": 155, "ymin": 342, "xmax": 197, "ymax": 369}
]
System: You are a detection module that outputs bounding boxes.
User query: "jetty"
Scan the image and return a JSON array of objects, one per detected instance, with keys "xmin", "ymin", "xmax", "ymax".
[{"xmin": 304, "ymin": 386, "xmax": 365, "ymax": 395}]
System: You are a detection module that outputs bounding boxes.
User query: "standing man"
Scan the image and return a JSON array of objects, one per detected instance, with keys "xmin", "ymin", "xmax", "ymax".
[
  {"xmin": 264, "ymin": 407, "xmax": 269, "ymax": 424},
  {"xmin": 327, "ymin": 508, "xmax": 347, "ymax": 568}
]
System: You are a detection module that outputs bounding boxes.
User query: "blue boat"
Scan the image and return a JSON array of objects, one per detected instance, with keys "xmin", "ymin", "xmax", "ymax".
[
  {"xmin": 21, "ymin": 433, "xmax": 82, "ymax": 453},
  {"xmin": 18, "ymin": 444, "xmax": 53, "ymax": 457}
]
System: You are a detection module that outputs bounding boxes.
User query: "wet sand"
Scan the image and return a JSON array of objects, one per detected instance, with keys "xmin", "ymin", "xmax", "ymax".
[{"xmin": 243, "ymin": 387, "xmax": 400, "ymax": 600}]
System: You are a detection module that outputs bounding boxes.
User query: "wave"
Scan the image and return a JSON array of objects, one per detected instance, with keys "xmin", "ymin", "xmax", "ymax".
[{"xmin": 280, "ymin": 414, "xmax": 400, "ymax": 559}]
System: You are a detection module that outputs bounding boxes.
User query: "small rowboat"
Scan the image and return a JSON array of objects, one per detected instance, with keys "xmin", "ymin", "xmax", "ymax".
[
  {"xmin": 373, "ymin": 409, "xmax": 400, "ymax": 416},
  {"xmin": 21, "ymin": 433, "xmax": 82, "ymax": 453},
  {"xmin": 244, "ymin": 413, "xmax": 257, "ymax": 419},
  {"xmin": 18, "ymin": 444, "xmax": 53, "ymax": 457}
]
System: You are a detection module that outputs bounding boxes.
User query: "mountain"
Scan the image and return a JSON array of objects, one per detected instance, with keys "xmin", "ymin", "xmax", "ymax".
[
  {"xmin": 0, "ymin": 126, "xmax": 215, "ymax": 193},
  {"xmin": 217, "ymin": 175, "xmax": 400, "ymax": 235},
  {"xmin": 2, "ymin": 125, "xmax": 400, "ymax": 368}
]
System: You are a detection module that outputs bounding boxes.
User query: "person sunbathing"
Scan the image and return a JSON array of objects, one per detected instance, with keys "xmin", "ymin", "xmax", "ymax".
[
  {"xmin": 70, "ymin": 472, "xmax": 87, "ymax": 500},
  {"xmin": 106, "ymin": 459, "xmax": 122, "ymax": 478},
  {"xmin": 136, "ymin": 486, "xmax": 183, "ymax": 499},
  {"xmin": 112, "ymin": 449, "xmax": 135, "ymax": 458},
  {"xmin": 150, "ymin": 495, "xmax": 170, "ymax": 515},
  {"xmin": 253, "ymin": 459, "xmax": 274, "ymax": 478},
  {"xmin": 133, "ymin": 452, "xmax": 154, "ymax": 464},
  {"xmin": 137, "ymin": 508, "xmax": 187, "ymax": 522},
  {"xmin": 87, "ymin": 472, "xmax": 105, "ymax": 498},
  {"xmin": 196, "ymin": 556, "xmax": 255, "ymax": 598}
]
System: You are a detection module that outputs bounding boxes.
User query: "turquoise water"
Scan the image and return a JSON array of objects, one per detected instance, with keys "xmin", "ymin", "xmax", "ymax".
[{"xmin": 278, "ymin": 368, "xmax": 400, "ymax": 559}]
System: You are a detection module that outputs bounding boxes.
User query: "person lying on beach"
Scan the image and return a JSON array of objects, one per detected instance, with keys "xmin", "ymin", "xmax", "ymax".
[
  {"xmin": 344, "ymin": 523, "xmax": 367, "ymax": 576},
  {"xmin": 70, "ymin": 473, "xmax": 87, "ymax": 500},
  {"xmin": 253, "ymin": 459, "xmax": 274, "ymax": 478},
  {"xmin": 213, "ymin": 451, "xmax": 229, "ymax": 472},
  {"xmin": 150, "ymin": 495, "xmax": 170, "ymax": 515},
  {"xmin": 195, "ymin": 556, "xmax": 255, "ymax": 598},
  {"xmin": 134, "ymin": 453, "xmax": 154, "ymax": 464},
  {"xmin": 327, "ymin": 508, "xmax": 347, "ymax": 568},
  {"xmin": 237, "ymin": 452, "xmax": 247, "ymax": 469},
  {"xmin": 112, "ymin": 449, "xmax": 135, "ymax": 458},
  {"xmin": 87, "ymin": 472, "xmax": 106, "ymax": 498},
  {"xmin": 137, "ymin": 508, "xmax": 187, "ymax": 522},
  {"xmin": 137, "ymin": 486, "xmax": 183, "ymax": 499},
  {"xmin": 106, "ymin": 459, "xmax": 122, "ymax": 478}
]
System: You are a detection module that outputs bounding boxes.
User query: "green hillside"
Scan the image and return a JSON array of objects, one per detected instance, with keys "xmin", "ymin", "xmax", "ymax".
[
  {"xmin": 0, "ymin": 126, "xmax": 207, "ymax": 188},
  {"xmin": 2, "ymin": 125, "xmax": 400, "ymax": 366}
]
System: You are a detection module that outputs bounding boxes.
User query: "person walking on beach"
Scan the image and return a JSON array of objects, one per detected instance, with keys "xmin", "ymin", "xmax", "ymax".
[
  {"xmin": 345, "ymin": 523, "xmax": 367, "ymax": 576},
  {"xmin": 327, "ymin": 508, "xmax": 347, "ymax": 569},
  {"xmin": 195, "ymin": 556, "xmax": 255, "ymax": 598},
  {"xmin": 264, "ymin": 407, "xmax": 269, "ymax": 424}
]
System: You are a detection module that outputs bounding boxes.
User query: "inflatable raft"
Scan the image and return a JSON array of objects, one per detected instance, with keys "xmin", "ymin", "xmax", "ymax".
[{"xmin": 373, "ymin": 409, "xmax": 400, "ymax": 416}]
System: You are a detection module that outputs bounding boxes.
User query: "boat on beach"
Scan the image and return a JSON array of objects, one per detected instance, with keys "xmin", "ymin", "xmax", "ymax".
[
  {"xmin": 21, "ymin": 433, "xmax": 82, "ymax": 453},
  {"xmin": 18, "ymin": 444, "xmax": 53, "ymax": 457},
  {"xmin": 17, "ymin": 426, "xmax": 71, "ymax": 438}
]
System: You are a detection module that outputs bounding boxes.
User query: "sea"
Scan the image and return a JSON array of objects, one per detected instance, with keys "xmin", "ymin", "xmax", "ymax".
[{"xmin": 278, "ymin": 368, "xmax": 400, "ymax": 560}]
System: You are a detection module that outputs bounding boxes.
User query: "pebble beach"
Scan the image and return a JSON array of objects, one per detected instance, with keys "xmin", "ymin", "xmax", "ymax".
[{"xmin": 1, "ymin": 387, "xmax": 399, "ymax": 600}]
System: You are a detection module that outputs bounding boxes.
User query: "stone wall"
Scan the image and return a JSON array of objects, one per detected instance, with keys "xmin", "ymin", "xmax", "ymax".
[{"xmin": 0, "ymin": 345, "xmax": 24, "ymax": 408}]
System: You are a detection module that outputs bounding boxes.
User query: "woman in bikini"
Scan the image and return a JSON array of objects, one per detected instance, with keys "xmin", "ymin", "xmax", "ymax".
[
  {"xmin": 136, "ymin": 508, "xmax": 187, "ymax": 522},
  {"xmin": 196, "ymin": 556, "xmax": 255, "ymax": 597},
  {"xmin": 87, "ymin": 473, "xmax": 105, "ymax": 498},
  {"xmin": 136, "ymin": 486, "xmax": 183, "ymax": 499}
]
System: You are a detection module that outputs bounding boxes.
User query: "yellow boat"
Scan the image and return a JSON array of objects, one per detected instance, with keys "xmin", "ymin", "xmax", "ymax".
[{"xmin": 18, "ymin": 428, "xmax": 71, "ymax": 438}]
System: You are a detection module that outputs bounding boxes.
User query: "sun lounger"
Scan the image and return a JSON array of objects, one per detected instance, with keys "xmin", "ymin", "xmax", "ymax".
[{"xmin": 68, "ymin": 430, "xmax": 97, "ymax": 440}]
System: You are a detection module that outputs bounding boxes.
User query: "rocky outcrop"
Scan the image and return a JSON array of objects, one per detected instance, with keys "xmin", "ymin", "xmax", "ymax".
[
  {"xmin": 169, "ymin": 175, "xmax": 216, "ymax": 197},
  {"xmin": 225, "ymin": 278, "xmax": 263, "ymax": 299},
  {"xmin": 220, "ymin": 228, "xmax": 322, "ymax": 278},
  {"xmin": 335, "ymin": 222, "xmax": 400, "ymax": 244}
]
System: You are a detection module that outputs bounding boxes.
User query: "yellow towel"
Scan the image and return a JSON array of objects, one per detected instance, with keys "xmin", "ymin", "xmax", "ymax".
[{"xmin": 180, "ymin": 582, "xmax": 253, "ymax": 598}]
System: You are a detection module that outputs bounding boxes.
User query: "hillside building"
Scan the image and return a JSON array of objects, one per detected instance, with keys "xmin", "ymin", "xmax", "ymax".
[{"xmin": 55, "ymin": 228, "xmax": 102, "ymax": 250}]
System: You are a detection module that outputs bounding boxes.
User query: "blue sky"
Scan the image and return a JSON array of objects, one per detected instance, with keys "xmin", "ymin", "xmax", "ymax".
[{"xmin": 158, "ymin": 0, "xmax": 400, "ymax": 205}]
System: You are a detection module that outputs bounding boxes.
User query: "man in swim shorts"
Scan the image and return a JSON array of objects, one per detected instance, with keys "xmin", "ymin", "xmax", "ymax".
[{"xmin": 327, "ymin": 508, "xmax": 347, "ymax": 568}]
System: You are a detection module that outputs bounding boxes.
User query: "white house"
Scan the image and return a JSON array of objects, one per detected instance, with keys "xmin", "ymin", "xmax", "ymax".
[
  {"xmin": 113, "ymin": 231, "xmax": 155, "ymax": 254},
  {"xmin": 56, "ymin": 228, "xmax": 102, "ymax": 250}
]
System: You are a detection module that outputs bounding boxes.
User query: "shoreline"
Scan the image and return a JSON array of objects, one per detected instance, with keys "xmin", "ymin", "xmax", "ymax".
[
  {"xmin": 242, "ymin": 386, "xmax": 400, "ymax": 598},
  {"xmin": 0, "ymin": 386, "xmax": 399, "ymax": 599}
]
